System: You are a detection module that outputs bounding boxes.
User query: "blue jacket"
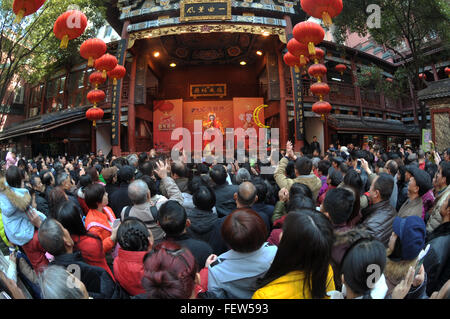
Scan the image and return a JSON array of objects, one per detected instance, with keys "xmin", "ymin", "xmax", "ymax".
[
  {"xmin": 0, "ymin": 184, "xmax": 46, "ymax": 246},
  {"xmin": 207, "ymin": 242, "xmax": 277, "ymax": 299}
]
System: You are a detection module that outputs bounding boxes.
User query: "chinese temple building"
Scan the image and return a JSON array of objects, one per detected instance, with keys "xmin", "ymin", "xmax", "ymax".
[{"xmin": 2, "ymin": 0, "xmax": 447, "ymax": 158}]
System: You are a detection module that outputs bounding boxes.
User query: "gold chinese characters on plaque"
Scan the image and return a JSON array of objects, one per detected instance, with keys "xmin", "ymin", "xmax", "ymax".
[
  {"xmin": 180, "ymin": 0, "xmax": 232, "ymax": 22},
  {"xmin": 190, "ymin": 84, "xmax": 227, "ymax": 98}
]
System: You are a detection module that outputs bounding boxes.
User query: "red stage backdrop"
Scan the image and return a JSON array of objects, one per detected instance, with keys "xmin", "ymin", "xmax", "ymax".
[
  {"xmin": 153, "ymin": 99, "xmax": 183, "ymax": 153},
  {"xmin": 183, "ymin": 100, "xmax": 234, "ymax": 153},
  {"xmin": 233, "ymin": 97, "xmax": 265, "ymax": 150}
]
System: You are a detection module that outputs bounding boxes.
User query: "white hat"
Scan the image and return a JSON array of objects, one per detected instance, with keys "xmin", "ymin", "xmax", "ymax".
[{"xmin": 340, "ymin": 146, "xmax": 349, "ymax": 156}]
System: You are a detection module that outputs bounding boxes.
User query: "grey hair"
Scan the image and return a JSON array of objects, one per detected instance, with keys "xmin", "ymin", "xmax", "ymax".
[
  {"xmin": 38, "ymin": 265, "xmax": 86, "ymax": 299},
  {"xmin": 55, "ymin": 172, "xmax": 69, "ymax": 186},
  {"xmin": 127, "ymin": 154, "xmax": 139, "ymax": 167},
  {"xmin": 128, "ymin": 179, "xmax": 149, "ymax": 205},
  {"xmin": 235, "ymin": 168, "xmax": 251, "ymax": 185}
]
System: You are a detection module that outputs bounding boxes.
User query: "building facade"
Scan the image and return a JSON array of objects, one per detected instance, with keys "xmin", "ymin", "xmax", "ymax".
[{"xmin": 1, "ymin": 0, "xmax": 447, "ymax": 157}]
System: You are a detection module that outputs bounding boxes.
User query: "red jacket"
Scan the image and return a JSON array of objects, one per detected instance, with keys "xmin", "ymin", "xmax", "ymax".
[
  {"xmin": 85, "ymin": 207, "xmax": 116, "ymax": 253},
  {"xmin": 71, "ymin": 234, "xmax": 115, "ymax": 280},
  {"xmin": 113, "ymin": 247, "xmax": 147, "ymax": 296}
]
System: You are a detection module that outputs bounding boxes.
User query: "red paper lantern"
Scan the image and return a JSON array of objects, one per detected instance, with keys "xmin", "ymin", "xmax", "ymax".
[
  {"xmin": 86, "ymin": 107, "xmax": 104, "ymax": 127},
  {"xmin": 155, "ymin": 100, "xmax": 175, "ymax": 114},
  {"xmin": 53, "ymin": 10, "xmax": 87, "ymax": 49},
  {"xmin": 300, "ymin": 0, "xmax": 343, "ymax": 27},
  {"xmin": 94, "ymin": 54, "xmax": 118, "ymax": 79},
  {"xmin": 419, "ymin": 73, "xmax": 426, "ymax": 80},
  {"xmin": 308, "ymin": 63, "xmax": 327, "ymax": 82},
  {"xmin": 312, "ymin": 101, "xmax": 332, "ymax": 121},
  {"xmin": 80, "ymin": 38, "xmax": 107, "ymax": 67},
  {"xmin": 107, "ymin": 65, "xmax": 126, "ymax": 85},
  {"xmin": 446, "ymin": 67, "xmax": 450, "ymax": 78},
  {"xmin": 287, "ymin": 39, "xmax": 309, "ymax": 65},
  {"xmin": 13, "ymin": 0, "xmax": 45, "ymax": 23},
  {"xmin": 310, "ymin": 48, "xmax": 325, "ymax": 64},
  {"xmin": 335, "ymin": 64, "xmax": 347, "ymax": 75},
  {"xmin": 293, "ymin": 21, "xmax": 325, "ymax": 56},
  {"xmin": 89, "ymin": 72, "xmax": 106, "ymax": 89},
  {"xmin": 87, "ymin": 89, "xmax": 106, "ymax": 107},
  {"xmin": 283, "ymin": 52, "xmax": 300, "ymax": 67},
  {"xmin": 310, "ymin": 82, "xmax": 330, "ymax": 100},
  {"xmin": 386, "ymin": 77, "xmax": 393, "ymax": 83}
]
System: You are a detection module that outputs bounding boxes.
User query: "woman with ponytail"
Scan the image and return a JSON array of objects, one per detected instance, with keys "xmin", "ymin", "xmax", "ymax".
[
  {"xmin": 113, "ymin": 217, "xmax": 154, "ymax": 296},
  {"xmin": 136, "ymin": 241, "xmax": 200, "ymax": 299}
]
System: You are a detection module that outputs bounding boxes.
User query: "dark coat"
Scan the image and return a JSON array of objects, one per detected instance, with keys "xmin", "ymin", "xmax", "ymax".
[
  {"xmin": 249, "ymin": 203, "xmax": 272, "ymax": 232},
  {"xmin": 423, "ymin": 222, "xmax": 450, "ymax": 296},
  {"xmin": 213, "ymin": 184, "xmax": 238, "ymax": 218},
  {"xmin": 165, "ymin": 233, "xmax": 213, "ymax": 269},
  {"xmin": 397, "ymin": 182, "xmax": 409, "ymax": 211},
  {"xmin": 360, "ymin": 200, "xmax": 396, "ymax": 247},
  {"xmin": 109, "ymin": 183, "xmax": 132, "ymax": 217},
  {"xmin": 35, "ymin": 190, "xmax": 49, "ymax": 216},
  {"xmin": 186, "ymin": 207, "xmax": 227, "ymax": 255},
  {"xmin": 51, "ymin": 251, "xmax": 128, "ymax": 299},
  {"xmin": 104, "ymin": 183, "xmax": 119, "ymax": 199}
]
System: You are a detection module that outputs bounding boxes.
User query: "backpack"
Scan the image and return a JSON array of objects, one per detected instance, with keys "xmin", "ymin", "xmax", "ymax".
[{"xmin": 123, "ymin": 204, "xmax": 158, "ymax": 222}]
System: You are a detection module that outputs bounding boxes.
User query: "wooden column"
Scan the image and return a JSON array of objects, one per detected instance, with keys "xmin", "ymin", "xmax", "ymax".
[
  {"xmin": 277, "ymin": 49, "xmax": 288, "ymax": 149},
  {"xmin": 112, "ymin": 20, "xmax": 130, "ymax": 156},
  {"xmin": 127, "ymin": 55, "xmax": 137, "ymax": 153},
  {"xmin": 431, "ymin": 63, "xmax": 439, "ymax": 81}
]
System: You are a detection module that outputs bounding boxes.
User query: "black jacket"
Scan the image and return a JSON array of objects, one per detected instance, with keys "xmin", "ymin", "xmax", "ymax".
[
  {"xmin": 397, "ymin": 182, "xmax": 409, "ymax": 212},
  {"xmin": 105, "ymin": 183, "xmax": 119, "ymax": 198},
  {"xmin": 213, "ymin": 184, "xmax": 238, "ymax": 218},
  {"xmin": 66, "ymin": 190, "xmax": 82, "ymax": 211},
  {"xmin": 186, "ymin": 207, "xmax": 227, "ymax": 255},
  {"xmin": 251, "ymin": 202, "xmax": 274, "ymax": 231},
  {"xmin": 35, "ymin": 190, "xmax": 49, "ymax": 216},
  {"xmin": 51, "ymin": 251, "xmax": 129, "ymax": 299},
  {"xmin": 360, "ymin": 200, "xmax": 396, "ymax": 247},
  {"xmin": 109, "ymin": 183, "xmax": 132, "ymax": 217},
  {"xmin": 423, "ymin": 222, "xmax": 450, "ymax": 296},
  {"xmin": 165, "ymin": 233, "xmax": 213, "ymax": 269}
]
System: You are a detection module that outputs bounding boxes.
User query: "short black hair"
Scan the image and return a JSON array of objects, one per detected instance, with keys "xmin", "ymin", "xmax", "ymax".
[
  {"xmin": 323, "ymin": 188, "xmax": 355, "ymax": 225},
  {"xmin": 193, "ymin": 186, "xmax": 216, "ymax": 211},
  {"xmin": 171, "ymin": 161, "xmax": 187, "ymax": 178},
  {"xmin": 289, "ymin": 183, "xmax": 313, "ymax": 200},
  {"xmin": 117, "ymin": 217, "xmax": 150, "ymax": 252},
  {"xmin": 373, "ymin": 173, "xmax": 394, "ymax": 201},
  {"xmin": 295, "ymin": 157, "xmax": 313, "ymax": 175},
  {"xmin": 440, "ymin": 161, "xmax": 450, "ymax": 185},
  {"xmin": 209, "ymin": 164, "xmax": 227, "ymax": 185},
  {"xmin": 6, "ymin": 166, "xmax": 22, "ymax": 188},
  {"xmin": 253, "ymin": 180, "xmax": 267, "ymax": 203},
  {"xmin": 84, "ymin": 183, "xmax": 105, "ymax": 209},
  {"xmin": 328, "ymin": 169, "xmax": 343, "ymax": 187},
  {"xmin": 117, "ymin": 165, "xmax": 135, "ymax": 184},
  {"xmin": 158, "ymin": 200, "xmax": 187, "ymax": 236},
  {"xmin": 286, "ymin": 195, "xmax": 315, "ymax": 212},
  {"xmin": 317, "ymin": 160, "xmax": 331, "ymax": 176}
]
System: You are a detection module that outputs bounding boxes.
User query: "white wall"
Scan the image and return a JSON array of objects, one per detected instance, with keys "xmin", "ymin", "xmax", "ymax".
[
  {"xmin": 96, "ymin": 126, "xmax": 112, "ymax": 156},
  {"xmin": 305, "ymin": 117, "xmax": 324, "ymax": 154}
]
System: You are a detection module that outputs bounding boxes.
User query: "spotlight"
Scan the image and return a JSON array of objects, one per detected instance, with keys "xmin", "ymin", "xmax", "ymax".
[
  {"xmin": 240, "ymin": 61, "xmax": 247, "ymax": 65},
  {"xmin": 256, "ymin": 50, "xmax": 263, "ymax": 56},
  {"xmin": 153, "ymin": 51, "xmax": 160, "ymax": 57},
  {"xmin": 169, "ymin": 62, "xmax": 176, "ymax": 67}
]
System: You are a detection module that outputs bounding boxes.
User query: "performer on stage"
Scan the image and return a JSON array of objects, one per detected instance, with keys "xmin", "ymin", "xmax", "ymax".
[
  {"xmin": 202, "ymin": 112, "xmax": 224, "ymax": 156},
  {"xmin": 203, "ymin": 112, "xmax": 224, "ymax": 135}
]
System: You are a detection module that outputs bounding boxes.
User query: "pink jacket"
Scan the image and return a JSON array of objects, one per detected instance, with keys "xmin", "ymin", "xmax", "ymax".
[{"xmin": 5, "ymin": 152, "xmax": 17, "ymax": 170}]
